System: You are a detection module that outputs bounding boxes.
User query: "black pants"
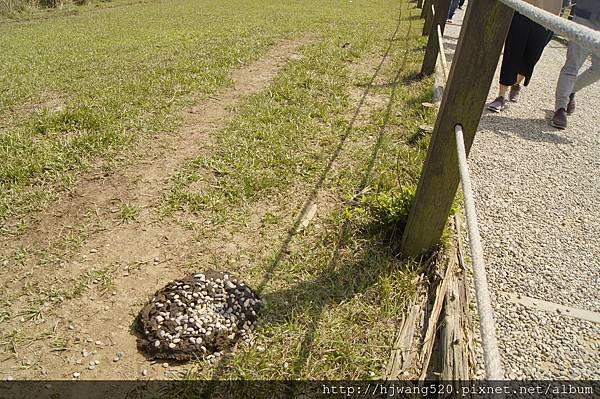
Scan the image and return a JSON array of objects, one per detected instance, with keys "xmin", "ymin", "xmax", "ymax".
[{"xmin": 499, "ymin": 13, "xmax": 553, "ymax": 87}]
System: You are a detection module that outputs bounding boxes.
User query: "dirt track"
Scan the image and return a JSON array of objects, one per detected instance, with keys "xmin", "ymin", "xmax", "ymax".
[{"xmin": 0, "ymin": 37, "xmax": 315, "ymax": 380}]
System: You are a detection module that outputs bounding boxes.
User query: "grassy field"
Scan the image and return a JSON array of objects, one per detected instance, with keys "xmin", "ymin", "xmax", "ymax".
[
  {"xmin": 0, "ymin": 0, "xmax": 435, "ymax": 381},
  {"xmin": 1, "ymin": 0, "xmax": 304, "ymax": 219}
]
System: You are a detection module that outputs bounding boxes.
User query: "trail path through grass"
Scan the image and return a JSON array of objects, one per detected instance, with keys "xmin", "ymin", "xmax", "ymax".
[{"xmin": 0, "ymin": 36, "xmax": 315, "ymax": 379}]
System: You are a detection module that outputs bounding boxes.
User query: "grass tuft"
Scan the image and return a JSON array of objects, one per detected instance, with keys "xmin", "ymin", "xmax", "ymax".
[{"xmin": 118, "ymin": 202, "xmax": 141, "ymax": 223}]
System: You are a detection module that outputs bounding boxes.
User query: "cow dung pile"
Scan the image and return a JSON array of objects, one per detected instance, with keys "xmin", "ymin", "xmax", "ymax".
[{"xmin": 135, "ymin": 272, "xmax": 261, "ymax": 360}]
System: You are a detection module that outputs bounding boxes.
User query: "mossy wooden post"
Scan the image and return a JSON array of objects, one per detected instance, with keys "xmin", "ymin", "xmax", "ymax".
[
  {"xmin": 421, "ymin": 0, "xmax": 433, "ymax": 19},
  {"xmin": 422, "ymin": 0, "xmax": 437, "ymax": 36},
  {"xmin": 400, "ymin": 0, "xmax": 514, "ymax": 257},
  {"xmin": 421, "ymin": 0, "xmax": 452, "ymax": 73}
]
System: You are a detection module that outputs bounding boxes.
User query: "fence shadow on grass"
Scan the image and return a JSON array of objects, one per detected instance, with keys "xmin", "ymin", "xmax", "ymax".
[
  {"xmin": 252, "ymin": 39, "xmax": 418, "ymax": 379},
  {"xmin": 262, "ymin": 222, "xmax": 407, "ymax": 378},
  {"xmin": 197, "ymin": 2, "xmax": 420, "ymax": 390},
  {"xmin": 259, "ymin": 28, "xmax": 417, "ymax": 384}
]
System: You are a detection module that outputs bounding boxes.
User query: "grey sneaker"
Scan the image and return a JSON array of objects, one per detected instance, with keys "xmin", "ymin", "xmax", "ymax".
[
  {"xmin": 487, "ymin": 96, "xmax": 506, "ymax": 112},
  {"xmin": 567, "ymin": 93, "xmax": 576, "ymax": 115},
  {"xmin": 509, "ymin": 84, "xmax": 521, "ymax": 102},
  {"xmin": 551, "ymin": 108, "xmax": 567, "ymax": 130}
]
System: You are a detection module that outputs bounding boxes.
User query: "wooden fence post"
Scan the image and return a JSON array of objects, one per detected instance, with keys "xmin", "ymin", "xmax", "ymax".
[
  {"xmin": 422, "ymin": 0, "xmax": 435, "ymax": 36},
  {"xmin": 421, "ymin": 0, "xmax": 452, "ymax": 74},
  {"xmin": 421, "ymin": 0, "xmax": 433, "ymax": 19},
  {"xmin": 400, "ymin": 0, "xmax": 514, "ymax": 257}
]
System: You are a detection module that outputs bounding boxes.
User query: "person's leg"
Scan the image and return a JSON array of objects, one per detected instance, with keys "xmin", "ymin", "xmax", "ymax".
[
  {"xmin": 488, "ymin": 15, "xmax": 526, "ymax": 111},
  {"xmin": 554, "ymin": 40, "xmax": 589, "ymax": 111},
  {"xmin": 565, "ymin": 41, "xmax": 600, "ymax": 116},
  {"xmin": 508, "ymin": 74, "xmax": 526, "ymax": 102},
  {"xmin": 520, "ymin": 18, "xmax": 552, "ymax": 86},
  {"xmin": 447, "ymin": 0, "xmax": 461, "ymax": 21},
  {"xmin": 573, "ymin": 20, "xmax": 600, "ymax": 93},
  {"xmin": 458, "ymin": 0, "xmax": 466, "ymax": 9},
  {"xmin": 500, "ymin": 72, "xmax": 524, "ymax": 99},
  {"xmin": 555, "ymin": 17, "xmax": 600, "ymax": 119},
  {"xmin": 571, "ymin": 43, "xmax": 600, "ymax": 94},
  {"xmin": 489, "ymin": 14, "xmax": 527, "ymax": 110},
  {"xmin": 552, "ymin": 17, "xmax": 593, "ymax": 128},
  {"xmin": 500, "ymin": 14, "xmax": 527, "ymax": 90}
]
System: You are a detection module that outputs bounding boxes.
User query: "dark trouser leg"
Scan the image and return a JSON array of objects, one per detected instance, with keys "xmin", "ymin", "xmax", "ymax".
[
  {"xmin": 499, "ymin": 13, "xmax": 529, "ymax": 87},
  {"xmin": 520, "ymin": 17, "xmax": 552, "ymax": 86},
  {"xmin": 447, "ymin": 0, "xmax": 461, "ymax": 19}
]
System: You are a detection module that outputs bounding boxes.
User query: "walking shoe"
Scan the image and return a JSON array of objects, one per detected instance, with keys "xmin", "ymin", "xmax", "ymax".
[
  {"xmin": 487, "ymin": 96, "xmax": 506, "ymax": 112},
  {"xmin": 447, "ymin": 19, "xmax": 454, "ymax": 24},
  {"xmin": 567, "ymin": 93, "xmax": 576, "ymax": 115},
  {"xmin": 509, "ymin": 84, "xmax": 521, "ymax": 102},
  {"xmin": 551, "ymin": 108, "xmax": 567, "ymax": 129}
]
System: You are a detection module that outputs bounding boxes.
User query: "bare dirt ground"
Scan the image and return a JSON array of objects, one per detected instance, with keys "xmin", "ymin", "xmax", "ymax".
[{"xmin": 0, "ymin": 36, "xmax": 319, "ymax": 380}]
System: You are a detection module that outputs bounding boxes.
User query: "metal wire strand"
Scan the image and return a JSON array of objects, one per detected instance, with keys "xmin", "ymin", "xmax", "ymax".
[
  {"xmin": 455, "ymin": 124, "xmax": 505, "ymax": 380},
  {"xmin": 437, "ymin": 24, "xmax": 449, "ymax": 80}
]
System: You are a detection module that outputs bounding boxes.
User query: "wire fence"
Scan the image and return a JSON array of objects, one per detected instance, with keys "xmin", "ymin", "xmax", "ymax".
[
  {"xmin": 436, "ymin": 22, "xmax": 449, "ymax": 79},
  {"xmin": 454, "ymin": 124, "xmax": 504, "ymax": 380},
  {"xmin": 422, "ymin": 0, "xmax": 600, "ymax": 380}
]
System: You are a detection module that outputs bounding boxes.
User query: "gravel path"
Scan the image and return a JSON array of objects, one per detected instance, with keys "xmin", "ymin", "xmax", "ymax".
[{"xmin": 443, "ymin": 7, "xmax": 600, "ymax": 379}]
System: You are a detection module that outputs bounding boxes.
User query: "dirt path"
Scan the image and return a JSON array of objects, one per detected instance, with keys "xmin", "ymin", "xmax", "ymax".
[{"xmin": 0, "ymin": 36, "xmax": 315, "ymax": 380}]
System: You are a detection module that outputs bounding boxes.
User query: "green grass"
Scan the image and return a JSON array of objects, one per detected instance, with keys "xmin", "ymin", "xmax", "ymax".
[
  {"xmin": 164, "ymin": 37, "xmax": 356, "ymax": 216},
  {"xmin": 158, "ymin": 0, "xmax": 436, "ymax": 380},
  {"xmin": 163, "ymin": 7, "xmax": 434, "ymax": 219},
  {"xmin": 16, "ymin": 304, "xmax": 44, "ymax": 322},
  {"xmin": 0, "ymin": 0, "xmax": 154, "ymax": 22},
  {"xmin": 92, "ymin": 267, "xmax": 117, "ymax": 295},
  {"xmin": 0, "ymin": 0, "xmax": 389, "ymax": 221},
  {"xmin": 118, "ymin": 202, "xmax": 141, "ymax": 223},
  {"xmin": 1, "ymin": 0, "xmax": 439, "ymax": 380},
  {"xmin": 0, "ymin": 329, "xmax": 32, "ymax": 353}
]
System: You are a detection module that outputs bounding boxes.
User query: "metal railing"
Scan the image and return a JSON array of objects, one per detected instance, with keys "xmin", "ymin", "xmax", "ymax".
[
  {"xmin": 454, "ymin": 124, "xmax": 504, "ymax": 380},
  {"xmin": 436, "ymin": 24, "xmax": 449, "ymax": 80}
]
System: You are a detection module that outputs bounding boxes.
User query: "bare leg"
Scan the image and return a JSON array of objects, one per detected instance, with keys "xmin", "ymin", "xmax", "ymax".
[{"xmin": 498, "ymin": 73, "xmax": 524, "ymax": 98}]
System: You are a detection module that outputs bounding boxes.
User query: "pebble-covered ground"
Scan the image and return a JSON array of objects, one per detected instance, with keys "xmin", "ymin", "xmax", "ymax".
[
  {"xmin": 444, "ymin": 7, "xmax": 600, "ymax": 379},
  {"xmin": 136, "ymin": 272, "xmax": 261, "ymax": 360}
]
